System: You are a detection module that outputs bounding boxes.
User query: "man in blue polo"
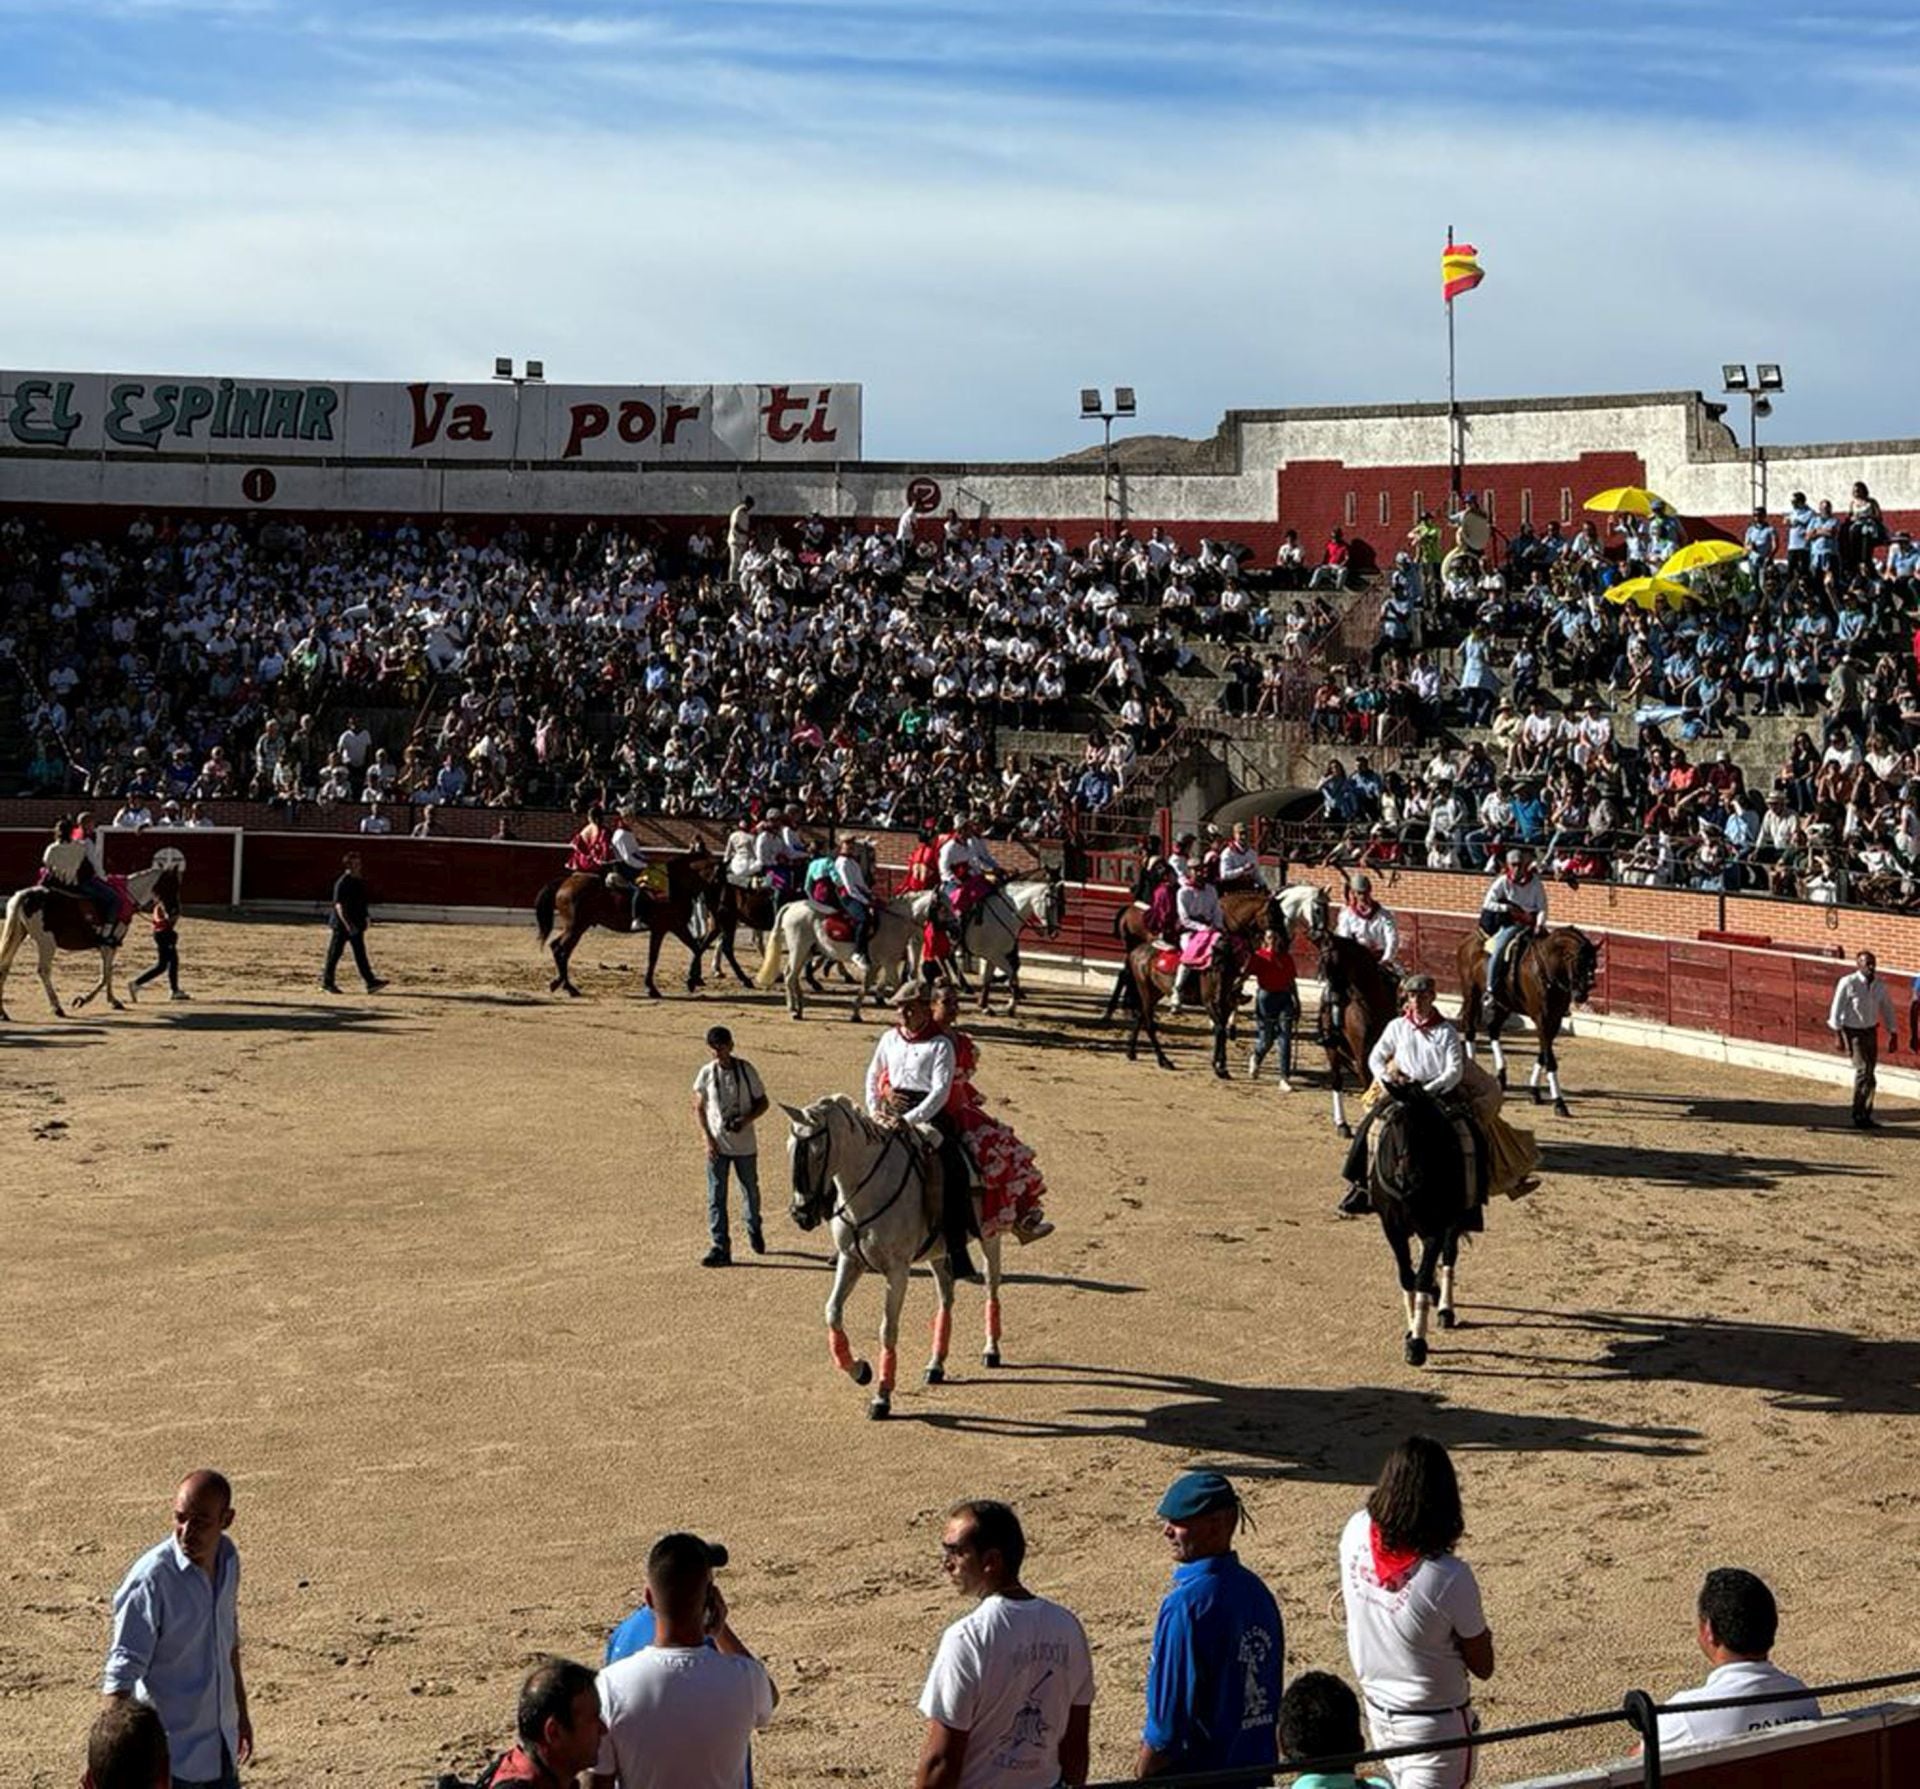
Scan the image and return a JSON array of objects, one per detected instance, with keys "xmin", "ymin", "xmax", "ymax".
[{"xmin": 1137, "ymin": 1470, "xmax": 1283, "ymax": 1778}]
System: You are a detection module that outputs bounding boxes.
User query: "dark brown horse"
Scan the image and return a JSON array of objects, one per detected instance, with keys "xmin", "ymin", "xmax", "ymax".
[
  {"xmin": 1310, "ymin": 925, "xmax": 1399, "ymax": 1135},
  {"xmin": 1454, "ymin": 925, "xmax": 1600, "ymax": 1117},
  {"xmin": 534, "ymin": 847, "xmax": 722, "ymax": 998},
  {"xmin": 705, "ymin": 877, "xmax": 784, "ymax": 987},
  {"xmin": 1120, "ymin": 934, "xmax": 1240, "ymax": 1076},
  {"xmin": 1102, "ymin": 882, "xmax": 1285, "ymax": 1022}
]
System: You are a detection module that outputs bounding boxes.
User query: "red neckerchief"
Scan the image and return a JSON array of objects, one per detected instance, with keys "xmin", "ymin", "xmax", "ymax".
[
  {"xmin": 1405, "ymin": 1008, "xmax": 1441, "ymax": 1032},
  {"xmin": 1369, "ymin": 1519, "xmax": 1422, "ymax": 1591},
  {"xmin": 1347, "ymin": 893, "xmax": 1377, "ymax": 919}
]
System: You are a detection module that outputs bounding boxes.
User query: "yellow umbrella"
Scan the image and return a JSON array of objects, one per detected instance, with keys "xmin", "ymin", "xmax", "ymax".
[
  {"xmin": 1657, "ymin": 539, "xmax": 1744, "ymax": 577},
  {"xmin": 1585, "ymin": 485, "xmax": 1671, "ymax": 517},
  {"xmin": 1605, "ymin": 575, "xmax": 1693, "ymax": 611}
]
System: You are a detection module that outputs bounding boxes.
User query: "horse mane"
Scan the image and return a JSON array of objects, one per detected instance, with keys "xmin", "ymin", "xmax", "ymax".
[{"xmin": 800, "ymin": 1091, "xmax": 888, "ymax": 1145}]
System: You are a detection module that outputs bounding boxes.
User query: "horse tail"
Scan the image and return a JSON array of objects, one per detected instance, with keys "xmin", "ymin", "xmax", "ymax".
[
  {"xmin": 754, "ymin": 912, "xmax": 788, "ymax": 989},
  {"xmin": 533, "ymin": 878, "xmax": 559, "ymax": 946},
  {"xmin": 0, "ymin": 894, "xmax": 30, "ymax": 967}
]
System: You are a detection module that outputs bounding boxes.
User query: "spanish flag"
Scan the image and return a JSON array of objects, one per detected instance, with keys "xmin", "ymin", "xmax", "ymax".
[{"xmin": 1442, "ymin": 242, "xmax": 1484, "ymax": 303}]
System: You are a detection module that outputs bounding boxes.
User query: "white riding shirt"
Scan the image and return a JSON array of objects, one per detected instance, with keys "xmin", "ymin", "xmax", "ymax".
[
  {"xmin": 1368, "ymin": 1014, "xmax": 1465, "ymax": 1095},
  {"xmin": 866, "ymin": 1027, "xmax": 956, "ymax": 1125}
]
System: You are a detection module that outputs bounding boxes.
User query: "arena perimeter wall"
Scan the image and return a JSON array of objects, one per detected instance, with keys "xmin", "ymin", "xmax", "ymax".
[
  {"xmin": 7, "ymin": 815, "xmax": 1918, "ymax": 1097},
  {"xmin": 10, "ymin": 388, "xmax": 1920, "ymax": 572}
]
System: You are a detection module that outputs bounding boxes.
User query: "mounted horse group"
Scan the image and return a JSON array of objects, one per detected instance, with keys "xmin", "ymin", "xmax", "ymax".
[{"xmin": 534, "ymin": 808, "xmax": 1068, "ymax": 1018}]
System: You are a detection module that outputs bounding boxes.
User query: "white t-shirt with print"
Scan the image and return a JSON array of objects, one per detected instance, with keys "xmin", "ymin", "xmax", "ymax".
[
  {"xmin": 1654, "ymin": 1659, "xmax": 1820, "ymax": 1752},
  {"xmin": 918, "ymin": 1594, "xmax": 1095, "ymax": 1789},
  {"xmin": 693, "ymin": 1058, "xmax": 766, "ymax": 1158},
  {"xmin": 595, "ymin": 1645, "xmax": 774, "ymax": 1789},
  {"xmin": 1339, "ymin": 1509, "xmax": 1487, "ymax": 1714}
]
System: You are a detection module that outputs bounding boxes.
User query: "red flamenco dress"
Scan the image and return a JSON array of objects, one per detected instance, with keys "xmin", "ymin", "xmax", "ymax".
[{"xmin": 945, "ymin": 1029, "xmax": 1048, "ymax": 1239}]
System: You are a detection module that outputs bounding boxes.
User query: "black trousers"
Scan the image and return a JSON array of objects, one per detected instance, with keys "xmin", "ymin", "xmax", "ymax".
[
  {"xmin": 132, "ymin": 931, "xmax": 180, "ymax": 992},
  {"xmin": 324, "ymin": 925, "xmax": 377, "ymax": 988},
  {"xmin": 1843, "ymin": 1027, "xmax": 1880, "ymax": 1122},
  {"xmin": 899, "ymin": 1098, "xmax": 976, "ymax": 1265}
]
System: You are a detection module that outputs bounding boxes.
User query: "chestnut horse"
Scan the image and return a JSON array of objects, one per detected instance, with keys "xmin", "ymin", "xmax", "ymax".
[
  {"xmin": 1453, "ymin": 925, "xmax": 1600, "ymax": 1117},
  {"xmin": 534, "ymin": 846, "xmax": 722, "ymax": 998},
  {"xmin": 1310, "ymin": 925, "xmax": 1399, "ymax": 1135}
]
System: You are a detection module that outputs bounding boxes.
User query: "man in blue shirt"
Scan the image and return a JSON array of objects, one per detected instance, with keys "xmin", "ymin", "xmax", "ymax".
[
  {"xmin": 1138, "ymin": 1471, "xmax": 1283, "ymax": 1778},
  {"xmin": 102, "ymin": 1470, "xmax": 252, "ymax": 1789}
]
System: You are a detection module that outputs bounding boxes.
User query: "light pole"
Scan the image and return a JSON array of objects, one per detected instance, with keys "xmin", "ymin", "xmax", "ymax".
[
  {"xmin": 1079, "ymin": 386, "xmax": 1136, "ymax": 531},
  {"xmin": 492, "ymin": 357, "xmax": 546, "ymax": 470},
  {"xmin": 1721, "ymin": 363, "xmax": 1783, "ymax": 513}
]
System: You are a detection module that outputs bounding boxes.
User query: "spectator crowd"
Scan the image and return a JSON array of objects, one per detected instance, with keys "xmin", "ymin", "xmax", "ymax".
[{"xmin": 1280, "ymin": 484, "xmax": 1920, "ymax": 909}]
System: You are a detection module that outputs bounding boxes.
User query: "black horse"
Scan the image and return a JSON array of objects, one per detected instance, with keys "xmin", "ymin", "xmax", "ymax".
[{"xmin": 1363, "ymin": 1081, "xmax": 1485, "ymax": 1367}]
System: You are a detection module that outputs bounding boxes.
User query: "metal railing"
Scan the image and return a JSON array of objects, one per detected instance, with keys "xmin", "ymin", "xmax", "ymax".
[{"xmin": 1084, "ymin": 1666, "xmax": 1920, "ymax": 1789}]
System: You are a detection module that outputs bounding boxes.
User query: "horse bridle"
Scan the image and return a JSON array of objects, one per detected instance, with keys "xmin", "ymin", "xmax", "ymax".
[{"xmin": 791, "ymin": 1115, "xmax": 927, "ymax": 1271}]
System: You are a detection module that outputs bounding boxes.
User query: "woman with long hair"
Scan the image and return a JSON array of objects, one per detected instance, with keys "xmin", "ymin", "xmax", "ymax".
[{"xmin": 1339, "ymin": 1437, "xmax": 1495, "ymax": 1789}]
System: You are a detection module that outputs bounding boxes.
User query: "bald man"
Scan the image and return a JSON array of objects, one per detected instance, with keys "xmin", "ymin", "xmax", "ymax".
[{"xmin": 103, "ymin": 1471, "xmax": 253, "ymax": 1788}]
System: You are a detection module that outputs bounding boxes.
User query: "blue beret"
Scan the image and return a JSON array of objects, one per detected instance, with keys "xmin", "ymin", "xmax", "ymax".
[{"xmin": 1156, "ymin": 1470, "xmax": 1238, "ymax": 1521}]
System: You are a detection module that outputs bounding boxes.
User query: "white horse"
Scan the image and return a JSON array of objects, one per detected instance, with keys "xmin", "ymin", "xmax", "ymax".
[
  {"xmin": 0, "ymin": 851, "xmax": 185, "ymax": 1020},
  {"xmin": 754, "ymin": 896, "xmax": 919, "ymax": 1019},
  {"xmin": 1274, "ymin": 881, "xmax": 1329, "ymax": 939},
  {"xmin": 910, "ymin": 873, "xmax": 1068, "ymax": 1012},
  {"xmin": 785, "ymin": 1093, "xmax": 1005, "ymax": 1419}
]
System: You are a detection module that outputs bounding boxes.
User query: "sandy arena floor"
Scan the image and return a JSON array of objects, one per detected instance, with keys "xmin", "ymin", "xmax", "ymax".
[{"xmin": 3, "ymin": 918, "xmax": 1918, "ymax": 1788}]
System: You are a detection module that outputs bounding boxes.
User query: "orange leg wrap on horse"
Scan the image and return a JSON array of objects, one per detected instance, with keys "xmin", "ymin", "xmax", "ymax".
[
  {"xmin": 828, "ymin": 1330, "xmax": 855, "ymax": 1374},
  {"xmin": 986, "ymin": 1299, "xmax": 1003, "ymax": 1342},
  {"xmin": 931, "ymin": 1309, "xmax": 953, "ymax": 1359},
  {"xmin": 879, "ymin": 1347, "xmax": 898, "ymax": 1393}
]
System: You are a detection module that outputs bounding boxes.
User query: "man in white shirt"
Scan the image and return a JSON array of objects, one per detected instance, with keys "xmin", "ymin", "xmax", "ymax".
[
  {"xmin": 1478, "ymin": 847, "xmax": 1547, "ymax": 997},
  {"xmin": 1334, "ymin": 873, "xmax": 1400, "ymax": 968},
  {"xmin": 868, "ymin": 983, "xmax": 976, "ymax": 1281},
  {"xmin": 914, "ymin": 1499, "xmax": 1093, "ymax": 1789},
  {"xmin": 1338, "ymin": 974, "xmax": 1466, "ymax": 1218},
  {"xmin": 609, "ymin": 814, "xmax": 651, "ymax": 928},
  {"xmin": 336, "ymin": 715, "xmax": 373, "ymax": 773},
  {"xmin": 593, "ymin": 1533, "xmax": 776, "ymax": 1789},
  {"xmin": 1827, "ymin": 950, "xmax": 1899, "ymax": 1129},
  {"xmin": 723, "ymin": 815, "xmax": 757, "ymax": 888},
  {"xmin": 726, "ymin": 496, "xmax": 755, "ymax": 584},
  {"xmin": 1651, "ymin": 1569, "xmax": 1819, "ymax": 1755},
  {"xmin": 937, "ymin": 817, "xmax": 1002, "ymax": 942},
  {"xmin": 1213, "ymin": 822, "xmax": 1262, "ymax": 893}
]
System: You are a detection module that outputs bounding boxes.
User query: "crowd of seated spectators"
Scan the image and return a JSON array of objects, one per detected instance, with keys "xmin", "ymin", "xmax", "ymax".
[
  {"xmin": 1275, "ymin": 483, "xmax": 1920, "ymax": 909},
  {"xmin": 0, "ymin": 508, "xmax": 1260, "ymax": 843}
]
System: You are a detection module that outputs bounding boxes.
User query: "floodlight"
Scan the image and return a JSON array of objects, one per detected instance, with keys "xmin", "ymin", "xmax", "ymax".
[
  {"xmin": 1080, "ymin": 389, "xmax": 1103, "ymax": 417},
  {"xmin": 525, "ymin": 360, "xmax": 546, "ymax": 381},
  {"xmin": 494, "ymin": 356, "xmax": 514, "ymax": 379},
  {"xmin": 1113, "ymin": 387, "xmax": 1137, "ymax": 416},
  {"xmin": 1721, "ymin": 364, "xmax": 1749, "ymax": 393},
  {"xmin": 1756, "ymin": 364, "xmax": 1784, "ymax": 392}
]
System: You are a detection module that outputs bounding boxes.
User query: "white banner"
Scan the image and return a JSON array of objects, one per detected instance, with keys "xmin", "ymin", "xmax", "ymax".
[{"xmin": 0, "ymin": 373, "xmax": 861, "ymax": 464}]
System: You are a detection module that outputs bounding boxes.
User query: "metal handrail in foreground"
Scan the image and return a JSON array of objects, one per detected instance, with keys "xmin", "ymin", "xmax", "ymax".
[{"xmin": 1083, "ymin": 1665, "xmax": 1920, "ymax": 1789}]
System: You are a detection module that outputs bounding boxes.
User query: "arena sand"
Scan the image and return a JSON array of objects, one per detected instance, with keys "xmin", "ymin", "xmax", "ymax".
[{"xmin": 4, "ymin": 919, "xmax": 1918, "ymax": 1788}]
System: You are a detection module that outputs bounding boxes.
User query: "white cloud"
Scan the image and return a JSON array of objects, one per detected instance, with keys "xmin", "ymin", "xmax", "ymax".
[{"xmin": 0, "ymin": 105, "xmax": 1914, "ymax": 459}]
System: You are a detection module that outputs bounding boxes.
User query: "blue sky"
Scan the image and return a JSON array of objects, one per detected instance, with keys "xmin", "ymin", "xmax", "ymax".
[{"xmin": 4, "ymin": 0, "xmax": 1919, "ymax": 458}]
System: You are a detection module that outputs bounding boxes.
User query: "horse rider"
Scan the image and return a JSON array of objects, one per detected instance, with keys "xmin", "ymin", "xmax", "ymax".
[
  {"xmin": 1166, "ymin": 830, "xmax": 1200, "ymax": 886},
  {"xmin": 723, "ymin": 811, "xmax": 758, "ymax": 889},
  {"xmin": 41, "ymin": 814, "xmax": 119, "ymax": 930},
  {"xmin": 866, "ymin": 981, "xmax": 980, "ymax": 1282},
  {"xmin": 753, "ymin": 811, "xmax": 800, "ymax": 903},
  {"xmin": 1172, "ymin": 858, "xmax": 1229, "ymax": 1010},
  {"xmin": 1337, "ymin": 972, "xmax": 1466, "ymax": 1216},
  {"xmin": 831, "ymin": 836, "xmax": 878, "ymax": 972},
  {"xmin": 903, "ymin": 824, "xmax": 941, "ymax": 895},
  {"xmin": 568, "ymin": 805, "xmax": 614, "ymax": 875},
  {"xmin": 938, "ymin": 815, "xmax": 1002, "ymax": 944},
  {"xmin": 607, "ymin": 812, "xmax": 652, "ymax": 927},
  {"xmin": 1213, "ymin": 821, "xmax": 1262, "ymax": 895},
  {"xmin": 1480, "ymin": 845, "xmax": 1548, "ymax": 999},
  {"xmin": 1335, "ymin": 872, "xmax": 1401, "ymax": 983}
]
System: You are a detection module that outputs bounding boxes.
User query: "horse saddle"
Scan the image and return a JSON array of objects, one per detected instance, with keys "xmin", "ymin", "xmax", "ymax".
[{"xmin": 1153, "ymin": 946, "xmax": 1182, "ymax": 977}]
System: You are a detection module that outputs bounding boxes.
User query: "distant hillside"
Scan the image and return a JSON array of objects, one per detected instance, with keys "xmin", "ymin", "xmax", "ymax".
[{"xmin": 1045, "ymin": 433, "xmax": 1221, "ymax": 470}]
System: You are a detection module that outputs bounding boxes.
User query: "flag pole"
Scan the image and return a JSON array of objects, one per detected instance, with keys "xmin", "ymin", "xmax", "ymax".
[{"xmin": 1446, "ymin": 223, "xmax": 1461, "ymax": 501}]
